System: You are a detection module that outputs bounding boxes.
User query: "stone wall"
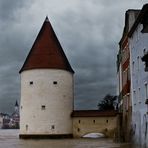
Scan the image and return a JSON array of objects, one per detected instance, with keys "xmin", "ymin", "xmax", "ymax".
[{"xmin": 72, "ymin": 116, "xmax": 118, "ymax": 138}]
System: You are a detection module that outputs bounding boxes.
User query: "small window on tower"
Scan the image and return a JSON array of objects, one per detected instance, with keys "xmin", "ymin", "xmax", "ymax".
[
  {"xmin": 53, "ymin": 81, "xmax": 57, "ymax": 85},
  {"xmin": 41, "ymin": 105, "xmax": 46, "ymax": 110},
  {"xmin": 51, "ymin": 125, "xmax": 55, "ymax": 129},
  {"xmin": 29, "ymin": 81, "xmax": 33, "ymax": 85},
  {"xmin": 26, "ymin": 125, "xmax": 28, "ymax": 131}
]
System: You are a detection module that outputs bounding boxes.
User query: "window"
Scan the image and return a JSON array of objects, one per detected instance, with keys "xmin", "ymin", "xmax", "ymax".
[
  {"xmin": 51, "ymin": 125, "xmax": 55, "ymax": 129},
  {"xmin": 123, "ymin": 69, "xmax": 128, "ymax": 86},
  {"xmin": 141, "ymin": 14, "xmax": 148, "ymax": 33},
  {"xmin": 29, "ymin": 81, "xmax": 33, "ymax": 85},
  {"xmin": 77, "ymin": 128, "xmax": 80, "ymax": 132},
  {"xmin": 145, "ymin": 83, "xmax": 148, "ymax": 99},
  {"xmin": 26, "ymin": 125, "xmax": 28, "ymax": 131},
  {"xmin": 138, "ymin": 88, "xmax": 141, "ymax": 103},
  {"xmin": 41, "ymin": 105, "xmax": 46, "ymax": 110},
  {"xmin": 141, "ymin": 51, "xmax": 148, "ymax": 71},
  {"xmin": 93, "ymin": 120, "xmax": 95, "ymax": 123},
  {"xmin": 53, "ymin": 81, "xmax": 57, "ymax": 85},
  {"xmin": 132, "ymin": 61, "xmax": 135, "ymax": 75},
  {"xmin": 143, "ymin": 49, "xmax": 146, "ymax": 55},
  {"xmin": 106, "ymin": 120, "xmax": 108, "ymax": 123},
  {"xmin": 137, "ymin": 56, "xmax": 140, "ymax": 71},
  {"xmin": 78, "ymin": 120, "xmax": 81, "ymax": 123},
  {"xmin": 133, "ymin": 90, "xmax": 136, "ymax": 105}
]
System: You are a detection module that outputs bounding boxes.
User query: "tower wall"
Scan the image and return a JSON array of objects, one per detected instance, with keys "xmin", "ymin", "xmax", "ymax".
[{"xmin": 19, "ymin": 69, "xmax": 73, "ymax": 138}]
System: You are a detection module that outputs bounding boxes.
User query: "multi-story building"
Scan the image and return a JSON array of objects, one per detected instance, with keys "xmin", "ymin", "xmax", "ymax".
[
  {"xmin": 118, "ymin": 4, "xmax": 148, "ymax": 147},
  {"xmin": 117, "ymin": 9, "xmax": 139, "ymax": 142},
  {"xmin": 128, "ymin": 4, "xmax": 148, "ymax": 147}
]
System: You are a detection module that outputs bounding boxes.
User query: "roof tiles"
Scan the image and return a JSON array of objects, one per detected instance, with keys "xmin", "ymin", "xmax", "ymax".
[{"xmin": 20, "ymin": 17, "xmax": 74, "ymax": 73}]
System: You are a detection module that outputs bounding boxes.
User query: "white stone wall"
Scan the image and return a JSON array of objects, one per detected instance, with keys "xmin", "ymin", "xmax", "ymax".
[
  {"xmin": 130, "ymin": 23, "xmax": 148, "ymax": 147},
  {"xmin": 20, "ymin": 69, "xmax": 74, "ymax": 135}
]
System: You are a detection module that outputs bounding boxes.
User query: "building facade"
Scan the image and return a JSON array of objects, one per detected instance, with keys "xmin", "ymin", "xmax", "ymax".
[
  {"xmin": 19, "ymin": 17, "xmax": 74, "ymax": 138},
  {"xmin": 118, "ymin": 4, "xmax": 148, "ymax": 147},
  {"xmin": 72, "ymin": 110, "xmax": 118, "ymax": 138},
  {"xmin": 117, "ymin": 9, "xmax": 139, "ymax": 142},
  {"xmin": 128, "ymin": 4, "xmax": 148, "ymax": 147},
  {"xmin": 10, "ymin": 101, "xmax": 20, "ymax": 129}
]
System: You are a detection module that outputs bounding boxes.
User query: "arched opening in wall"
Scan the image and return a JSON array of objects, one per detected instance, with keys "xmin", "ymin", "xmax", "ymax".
[{"xmin": 82, "ymin": 133, "xmax": 105, "ymax": 138}]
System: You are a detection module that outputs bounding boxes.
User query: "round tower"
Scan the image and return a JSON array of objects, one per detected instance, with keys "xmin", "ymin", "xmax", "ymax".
[{"xmin": 19, "ymin": 17, "xmax": 74, "ymax": 138}]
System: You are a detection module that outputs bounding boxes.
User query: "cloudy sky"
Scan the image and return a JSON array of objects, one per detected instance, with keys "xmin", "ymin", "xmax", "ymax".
[{"xmin": 0, "ymin": 0, "xmax": 147, "ymax": 113}]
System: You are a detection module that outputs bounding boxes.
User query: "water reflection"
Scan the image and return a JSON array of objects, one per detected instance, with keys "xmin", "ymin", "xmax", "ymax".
[{"xmin": 0, "ymin": 130, "xmax": 131, "ymax": 148}]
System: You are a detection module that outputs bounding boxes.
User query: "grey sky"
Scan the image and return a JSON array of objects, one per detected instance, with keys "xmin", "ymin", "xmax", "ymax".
[{"xmin": 0, "ymin": 0, "xmax": 147, "ymax": 113}]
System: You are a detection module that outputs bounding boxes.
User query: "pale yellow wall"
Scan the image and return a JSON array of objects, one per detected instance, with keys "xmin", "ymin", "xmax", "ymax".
[{"xmin": 73, "ymin": 116, "xmax": 118, "ymax": 138}]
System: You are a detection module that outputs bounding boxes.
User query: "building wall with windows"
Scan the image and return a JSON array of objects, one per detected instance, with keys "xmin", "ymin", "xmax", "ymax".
[
  {"xmin": 129, "ymin": 21, "xmax": 148, "ymax": 147},
  {"xmin": 72, "ymin": 110, "xmax": 118, "ymax": 138},
  {"xmin": 20, "ymin": 69, "xmax": 73, "ymax": 136},
  {"xmin": 118, "ymin": 4, "xmax": 148, "ymax": 146},
  {"xmin": 117, "ymin": 9, "xmax": 139, "ymax": 142}
]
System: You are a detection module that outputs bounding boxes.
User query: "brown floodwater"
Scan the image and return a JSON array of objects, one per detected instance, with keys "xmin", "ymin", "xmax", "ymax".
[{"xmin": 0, "ymin": 130, "xmax": 132, "ymax": 148}]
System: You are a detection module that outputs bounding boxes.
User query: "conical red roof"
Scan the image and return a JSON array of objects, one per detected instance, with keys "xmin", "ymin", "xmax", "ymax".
[{"xmin": 20, "ymin": 17, "xmax": 74, "ymax": 73}]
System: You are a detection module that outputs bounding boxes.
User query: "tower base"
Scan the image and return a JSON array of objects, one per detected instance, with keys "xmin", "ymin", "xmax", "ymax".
[{"xmin": 19, "ymin": 134, "xmax": 73, "ymax": 139}]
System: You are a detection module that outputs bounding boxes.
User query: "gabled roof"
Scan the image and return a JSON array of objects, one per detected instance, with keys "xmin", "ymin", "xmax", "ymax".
[
  {"xmin": 119, "ymin": 9, "xmax": 140, "ymax": 46},
  {"xmin": 128, "ymin": 4, "xmax": 148, "ymax": 37},
  {"xmin": 20, "ymin": 17, "xmax": 74, "ymax": 73}
]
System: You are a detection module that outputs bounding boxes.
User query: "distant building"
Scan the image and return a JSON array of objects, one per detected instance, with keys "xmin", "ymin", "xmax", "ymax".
[
  {"xmin": 0, "ymin": 114, "xmax": 3, "ymax": 128},
  {"xmin": 2, "ymin": 113, "xmax": 10, "ymax": 129},
  {"xmin": 0, "ymin": 101, "xmax": 20, "ymax": 129},
  {"xmin": 9, "ymin": 101, "xmax": 20, "ymax": 129}
]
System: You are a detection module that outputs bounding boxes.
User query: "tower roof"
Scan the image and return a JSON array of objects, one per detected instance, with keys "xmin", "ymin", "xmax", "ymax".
[{"xmin": 19, "ymin": 17, "xmax": 74, "ymax": 73}]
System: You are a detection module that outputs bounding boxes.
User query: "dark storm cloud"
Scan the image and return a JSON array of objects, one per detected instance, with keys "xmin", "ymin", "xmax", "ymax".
[
  {"xmin": 0, "ymin": 0, "xmax": 147, "ymax": 113},
  {"xmin": 54, "ymin": 3, "xmax": 120, "ymax": 109},
  {"xmin": 53, "ymin": 0, "xmax": 147, "ymax": 109},
  {"xmin": 0, "ymin": 0, "xmax": 33, "ymax": 113}
]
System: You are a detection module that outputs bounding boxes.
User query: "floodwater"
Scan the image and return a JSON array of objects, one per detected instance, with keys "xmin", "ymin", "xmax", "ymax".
[{"xmin": 0, "ymin": 130, "xmax": 131, "ymax": 148}]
